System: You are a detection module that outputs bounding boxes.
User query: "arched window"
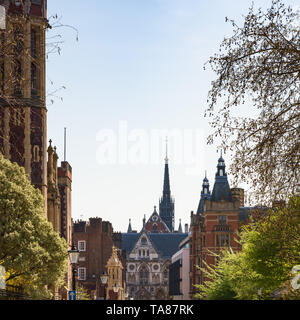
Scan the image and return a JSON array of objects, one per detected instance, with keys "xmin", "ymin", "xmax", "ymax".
[
  {"xmin": 31, "ymin": 63, "xmax": 37, "ymax": 95},
  {"xmin": 14, "ymin": 60, "xmax": 22, "ymax": 95},
  {"xmin": 139, "ymin": 266, "xmax": 149, "ymax": 285},
  {"xmin": 141, "ymin": 237, "xmax": 147, "ymax": 246},
  {"xmin": 31, "ymin": 28, "xmax": 37, "ymax": 58},
  {"xmin": 219, "ymin": 169, "xmax": 223, "ymax": 176}
]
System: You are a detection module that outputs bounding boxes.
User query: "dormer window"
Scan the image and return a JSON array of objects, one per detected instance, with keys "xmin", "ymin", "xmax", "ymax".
[{"xmin": 141, "ymin": 237, "xmax": 147, "ymax": 246}]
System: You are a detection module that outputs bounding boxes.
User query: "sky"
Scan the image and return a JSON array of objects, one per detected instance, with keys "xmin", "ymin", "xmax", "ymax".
[{"xmin": 46, "ymin": 0, "xmax": 299, "ymax": 233}]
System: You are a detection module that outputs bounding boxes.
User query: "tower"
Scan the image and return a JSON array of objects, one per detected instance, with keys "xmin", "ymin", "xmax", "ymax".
[
  {"xmin": 0, "ymin": 0, "xmax": 48, "ymax": 214},
  {"xmin": 196, "ymin": 172, "xmax": 211, "ymax": 215},
  {"xmin": 159, "ymin": 138, "xmax": 175, "ymax": 232},
  {"xmin": 211, "ymin": 153, "xmax": 233, "ymax": 202}
]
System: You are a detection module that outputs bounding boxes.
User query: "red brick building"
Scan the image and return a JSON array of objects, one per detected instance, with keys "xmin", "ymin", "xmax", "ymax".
[
  {"xmin": 72, "ymin": 218, "xmax": 115, "ymax": 299},
  {"xmin": 189, "ymin": 155, "xmax": 250, "ymax": 298}
]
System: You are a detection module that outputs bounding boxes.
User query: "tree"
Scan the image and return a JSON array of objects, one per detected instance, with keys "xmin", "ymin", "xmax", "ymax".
[
  {"xmin": 195, "ymin": 196, "xmax": 300, "ymax": 300},
  {"xmin": 0, "ymin": 154, "xmax": 68, "ymax": 299},
  {"xmin": 205, "ymin": 0, "xmax": 300, "ymax": 204}
]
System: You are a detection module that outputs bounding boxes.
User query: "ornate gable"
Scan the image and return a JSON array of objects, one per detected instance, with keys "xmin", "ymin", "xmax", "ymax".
[
  {"xmin": 144, "ymin": 206, "xmax": 170, "ymax": 233},
  {"xmin": 129, "ymin": 231, "xmax": 159, "ymax": 260}
]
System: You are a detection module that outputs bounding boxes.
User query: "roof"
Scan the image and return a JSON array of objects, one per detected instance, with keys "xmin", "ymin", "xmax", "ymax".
[
  {"xmin": 211, "ymin": 176, "xmax": 233, "ymax": 202},
  {"xmin": 121, "ymin": 232, "xmax": 188, "ymax": 259}
]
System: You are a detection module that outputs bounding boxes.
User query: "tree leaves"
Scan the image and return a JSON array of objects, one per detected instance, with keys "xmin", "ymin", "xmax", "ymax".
[{"xmin": 0, "ymin": 154, "xmax": 68, "ymax": 299}]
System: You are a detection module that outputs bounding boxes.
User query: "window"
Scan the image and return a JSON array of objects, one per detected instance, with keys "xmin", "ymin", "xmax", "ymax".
[
  {"xmin": 78, "ymin": 268, "xmax": 86, "ymax": 281},
  {"xmin": 219, "ymin": 169, "xmax": 223, "ymax": 176},
  {"xmin": 141, "ymin": 237, "xmax": 147, "ymax": 246},
  {"xmin": 33, "ymin": 145, "xmax": 40, "ymax": 162},
  {"xmin": 31, "ymin": 29, "xmax": 37, "ymax": 58},
  {"xmin": 139, "ymin": 266, "xmax": 149, "ymax": 285},
  {"xmin": 31, "ymin": 63, "xmax": 37, "ymax": 95},
  {"xmin": 78, "ymin": 240, "xmax": 86, "ymax": 252},
  {"xmin": 218, "ymin": 215, "xmax": 226, "ymax": 225}
]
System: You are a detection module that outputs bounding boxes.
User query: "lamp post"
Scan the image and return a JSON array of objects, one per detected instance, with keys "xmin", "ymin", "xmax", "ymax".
[
  {"xmin": 100, "ymin": 271, "xmax": 108, "ymax": 300},
  {"xmin": 68, "ymin": 243, "xmax": 80, "ymax": 299}
]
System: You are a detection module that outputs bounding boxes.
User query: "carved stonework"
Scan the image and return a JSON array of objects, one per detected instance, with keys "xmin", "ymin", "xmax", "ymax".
[{"xmin": 24, "ymin": 0, "xmax": 31, "ymax": 15}]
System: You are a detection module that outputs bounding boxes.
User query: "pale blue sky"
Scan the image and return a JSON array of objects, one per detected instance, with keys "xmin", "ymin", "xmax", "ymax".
[{"xmin": 46, "ymin": 0, "xmax": 299, "ymax": 232}]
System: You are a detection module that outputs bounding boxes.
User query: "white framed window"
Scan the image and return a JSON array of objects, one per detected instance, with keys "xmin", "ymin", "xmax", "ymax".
[
  {"xmin": 78, "ymin": 240, "xmax": 86, "ymax": 252},
  {"xmin": 78, "ymin": 267, "xmax": 86, "ymax": 281}
]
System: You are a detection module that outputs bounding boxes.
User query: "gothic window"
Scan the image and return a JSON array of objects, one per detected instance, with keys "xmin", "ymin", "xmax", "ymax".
[
  {"xmin": 33, "ymin": 145, "xmax": 40, "ymax": 162},
  {"xmin": 31, "ymin": 63, "xmax": 37, "ymax": 95},
  {"xmin": 31, "ymin": 28, "xmax": 37, "ymax": 58},
  {"xmin": 139, "ymin": 266, "xmax": 149, "ymax": 285}
]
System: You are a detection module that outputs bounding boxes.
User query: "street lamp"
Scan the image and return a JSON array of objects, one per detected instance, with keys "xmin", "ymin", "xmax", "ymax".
[
  {"xmin": 100, "ymin": 271, "xmax": 108, "ymax": 300},
  {"xmin": 68, "ymin": 243, "xmax": 80, "ymax": 296}
]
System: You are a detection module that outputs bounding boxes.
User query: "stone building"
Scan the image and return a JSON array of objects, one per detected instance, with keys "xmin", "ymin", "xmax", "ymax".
[
  {"xmin": 122, "ymin": 153, "xmax": 188, "ymax": 300},
  {"xmin": 0, "ymin": 1, "xmax": 73, "ymax": 298},
  {"xmin": 0, "ymin": 0, "xmax": 48, "ymax": 212},
  {"xmin": 189, "ymin": 154, "xmax": 256, "ymax": 298},
  {"xmin": 72, "ymin": 217, "xmax": 116, "ymax": 299}
]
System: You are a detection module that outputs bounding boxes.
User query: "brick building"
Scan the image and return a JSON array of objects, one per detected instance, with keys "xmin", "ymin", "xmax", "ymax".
[
  {"xmin": 0, "ymin": 1, "xmax": 73, "ymax": 298},
  {"xmin": 72, "ymin": 217, "xmax": 116, "ymax": 299},
  {"xmin": 189, "ymin": 155, "xmax": 254, "ymax": 298}
]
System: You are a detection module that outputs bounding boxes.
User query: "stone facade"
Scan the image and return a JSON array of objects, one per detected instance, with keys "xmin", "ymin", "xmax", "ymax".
[{"xmin": 0, "ymin": 0, "xmax": 48, "ymax": 213}]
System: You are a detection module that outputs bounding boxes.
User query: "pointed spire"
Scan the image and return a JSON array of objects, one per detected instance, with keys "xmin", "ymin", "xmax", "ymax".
[
  {"xmin": 178, "ymin": 219, "xmax": 183, "ymax": 233},
  {"xmin": 127, "ymin": 219, "xmax": 132, "ymax": 233},
  {"xmin": 159, "ymin": 141, "xmax": 175, "ymax": 232},
  {"xmin": 165, "ymin": 136, "xmax": 169, "ymax": 164},
  {"xmin": 196, "ymin": 172, "xmax": 211, "ymax": 215}
]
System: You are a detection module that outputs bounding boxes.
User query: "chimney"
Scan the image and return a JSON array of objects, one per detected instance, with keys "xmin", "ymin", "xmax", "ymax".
[
  {"xmin": 185, "ymin": 224, "xmax": 189, "ymax": 234},
  {"xmin": 231, "ymin": 188, "xmax": 245, "ymax": 207}
]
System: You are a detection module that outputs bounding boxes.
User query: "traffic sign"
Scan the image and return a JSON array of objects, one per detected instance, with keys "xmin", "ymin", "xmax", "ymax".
[{"xmin": 69, "ymin": 290, "xmax": 76, "ymax": 300}]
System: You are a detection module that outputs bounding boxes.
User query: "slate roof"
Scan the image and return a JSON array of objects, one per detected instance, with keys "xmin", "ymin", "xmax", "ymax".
[
  {"xmin": 211, "ymin": 176, "xmax": 233, "ymax": 202},
  {"xmin": 121, "ymin": 232, "xmax": 188, "ymax": 259}
]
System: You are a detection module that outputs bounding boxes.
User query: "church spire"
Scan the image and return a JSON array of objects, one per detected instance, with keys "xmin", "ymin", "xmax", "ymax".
[
  {"xmin": 159, "ymin": 139, "xmax": 175, "ymax": 232},
  {"xmin": 165, "ymin": 137, "xmax": 169, "ymax": 164}
]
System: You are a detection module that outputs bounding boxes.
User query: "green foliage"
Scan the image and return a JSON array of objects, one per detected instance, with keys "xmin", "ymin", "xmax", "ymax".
[
  {"xmin": 195, "ymin": 196, "xmax": 300, "ymax": 300},
  {"xmin": 0, "ymin": 154, "xmax": 68, "ymax": 299}
]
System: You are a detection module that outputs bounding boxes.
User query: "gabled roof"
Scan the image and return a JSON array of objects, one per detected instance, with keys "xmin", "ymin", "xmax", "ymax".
[{"xmin": 121, "ymin": 232, "xmax": 188, "ymax": 259}]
